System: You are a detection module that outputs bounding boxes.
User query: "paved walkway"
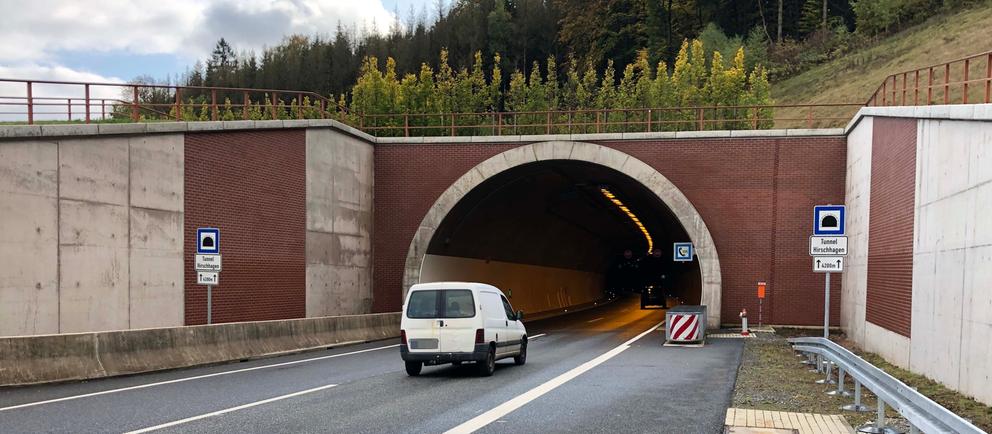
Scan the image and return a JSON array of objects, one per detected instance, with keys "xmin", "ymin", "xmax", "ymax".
[{"xmin": 725, "ymin": 408, "xmax": 853, "ymax": 434}]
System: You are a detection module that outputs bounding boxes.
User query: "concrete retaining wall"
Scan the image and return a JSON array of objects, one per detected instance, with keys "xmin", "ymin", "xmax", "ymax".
[
  {"xmin": 0, "ymin": 120, "xmax": 376, "ymax": 337},
  {"xmin": 842, "ymin": 104, "xmax": 992, "ymax": 405},
  {"xmin": 306, "ymin": 129, "xmax": 374, "ymax": 317},
  {"xmin": 0, "ymin": 134, "xmax": 185, "ymax": 336},
  {"xmin": 0, "ymin": 312, "xmax": 400, "ymax": 386}
]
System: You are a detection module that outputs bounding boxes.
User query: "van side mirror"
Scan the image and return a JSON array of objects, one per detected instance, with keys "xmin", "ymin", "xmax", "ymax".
[{"xmin": 516, "ymin": 310, "xmax": 524, "ymax": 321}]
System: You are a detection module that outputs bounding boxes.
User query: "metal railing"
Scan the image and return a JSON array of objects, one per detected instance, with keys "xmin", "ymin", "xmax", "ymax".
[
  {"xmin": 789, "ymin": 337, "xmax": 985, "ymax": 434},
  {"xmin": 358, "ymin": 103, "xmax": 864, "ymax": 137},
  {"xmin": 867, "ymin": 50, "xmax": 992, "ymax": 106},
  {"xmin": 0, "ymin": 78, "xmax": 347, "ymax": 124}
]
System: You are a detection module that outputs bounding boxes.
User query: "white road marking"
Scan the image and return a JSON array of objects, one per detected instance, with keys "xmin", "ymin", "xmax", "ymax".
[
  {"xmin": 586, "ymin": 317, "xmax": 604, "ymax": 323},
  {"xmin": 0, "ymin": 344, "xmax": 399, "ymax": 412},
  {"xmin": 443, "ymin": 321, "xmax": 664, "ymax": 434},
  {"xmin": 529, "ymin": 333, "xmax": 547, "ymax": 340},
  {"xmin": 123, "ymin": 383, "xmax": 338, "ymax": 434}
]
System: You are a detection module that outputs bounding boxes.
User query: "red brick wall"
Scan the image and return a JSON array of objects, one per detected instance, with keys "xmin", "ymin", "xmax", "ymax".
[
  {"xmin": 184, "ymin": 130, "xmax": 307, "ymax": 324},
  {"xmin": 866, "ymin": 118, "xmax": 917, "ymax": 337},
  {"xmin": 373, "ymin": 137, "xmax": 847, "ymax": 325}
]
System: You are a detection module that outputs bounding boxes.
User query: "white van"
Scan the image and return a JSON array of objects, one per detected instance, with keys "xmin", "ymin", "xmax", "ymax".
[{"xmin": 400, "ymin": 282, "xmax": 527, "ymax": 376}]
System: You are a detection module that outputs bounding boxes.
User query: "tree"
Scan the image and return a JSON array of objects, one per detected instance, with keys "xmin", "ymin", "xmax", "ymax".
[{"xmin": 206, "ymin": 38, "xmax": 237, "ymax": 86}]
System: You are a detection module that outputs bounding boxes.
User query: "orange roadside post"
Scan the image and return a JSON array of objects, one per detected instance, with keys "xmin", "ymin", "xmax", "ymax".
[{"xmin": 757, "ymin": 281, "xmax": 767, "ymax": 329}]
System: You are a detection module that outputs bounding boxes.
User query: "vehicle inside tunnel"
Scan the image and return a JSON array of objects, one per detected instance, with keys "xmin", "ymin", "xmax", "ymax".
[{"xmin": 420, "ymin": 160, "xmax": 702, "ymax": 318}]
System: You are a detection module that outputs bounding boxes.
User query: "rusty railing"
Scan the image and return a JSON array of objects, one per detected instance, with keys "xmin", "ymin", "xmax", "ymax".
[
  {"xmin": 0, "ymin": 78, "xmax": 347, "ymax": 124},
  {"xmin": 867, "ymin": 50, "xmax": 992, "ymax": 106}
]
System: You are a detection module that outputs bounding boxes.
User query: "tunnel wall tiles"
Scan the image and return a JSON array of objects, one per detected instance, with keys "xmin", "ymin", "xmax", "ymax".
[
  {"xmin": 371, "ymin": 137, "xmax": 847, "ymax": 326},
  {"xmin": 865, "ymin": 117, "xmax": 917, "ymax": 337},
  {"xmin": 184, "ymin": 130, "xmax": 306, "ymax": 324}
]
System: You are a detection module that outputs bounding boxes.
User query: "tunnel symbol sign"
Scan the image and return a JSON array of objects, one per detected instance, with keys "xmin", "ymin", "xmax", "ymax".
[
  {"xmin": 197, "ymin": 228, "xmax": 220, "ymax": 254},
  {"xmin": 673, "ymin": 242, "xmax": 694, "ymax": 262},
  {"xmin": 813, "ymin": 205, "xmax": 845, "ymax": 236}
]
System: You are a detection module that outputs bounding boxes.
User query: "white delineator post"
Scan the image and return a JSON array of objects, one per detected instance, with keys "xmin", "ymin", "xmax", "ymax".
[{"xmin": 740, "ymin": 309, "xmax": 749, "ymax": 336}]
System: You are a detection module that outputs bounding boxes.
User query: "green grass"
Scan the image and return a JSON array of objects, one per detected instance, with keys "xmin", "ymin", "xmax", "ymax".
[{"xmin": 772, "ymin": 4, "xmax": 992, "ymax": 125}]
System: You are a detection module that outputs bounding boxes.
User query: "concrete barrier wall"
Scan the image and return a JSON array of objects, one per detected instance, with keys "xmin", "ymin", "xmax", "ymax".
[
  {"xmin": 420, "ymin": 254, "xmax": 605, "ymax": 316},
  {"xmin": 0, "ymin": 312, "xmax": 400, "ymax": 386},
  {"xmin": 842, "ymin": 105, "xmax": 992, "ymax": 405}
]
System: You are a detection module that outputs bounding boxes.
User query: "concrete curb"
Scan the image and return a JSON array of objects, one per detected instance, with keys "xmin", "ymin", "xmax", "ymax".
[{"xmin": 0, "ymin": 312, "xmax": 400, "ymax": 386}]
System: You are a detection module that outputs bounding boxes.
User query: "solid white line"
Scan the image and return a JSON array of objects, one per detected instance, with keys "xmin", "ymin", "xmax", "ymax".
[
  {"xmin": 123, "ymin": 383, "xmax": 337, "ymax": 434},
  {"xmin": 586, "ymin": 317, "xmax": 604, "ymax": 323},
  {"xmin": 528, "ymin": 333, "xmax": 547, "ymax": 340},
  {"xmin": 443, "ymin": 321, "xmax": 663, "ymax": 434},
  {"xmin": 0, "ymin": 344, "xmax": 399, "ymax": 412}
]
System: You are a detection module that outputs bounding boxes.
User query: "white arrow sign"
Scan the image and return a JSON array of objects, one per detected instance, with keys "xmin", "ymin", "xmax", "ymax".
[
  {"xmin": 197, "ymin": 271, "xmax": 219, "ymax": 285},
  {"xmin": 813, "ymin": 256, "xmax": 844, "ymax": 273},
  {"xmin": 810, "ymin": 236, "xmax": 848, "ymax": 256}
]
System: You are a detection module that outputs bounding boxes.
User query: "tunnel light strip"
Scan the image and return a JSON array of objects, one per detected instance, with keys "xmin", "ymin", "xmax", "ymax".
[{"xmin": 599, "ymin": 187, "xmax": 653, "ymax": 254}]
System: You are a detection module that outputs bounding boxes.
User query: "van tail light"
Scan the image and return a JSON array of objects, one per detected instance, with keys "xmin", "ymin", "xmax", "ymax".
[
  {"xmin": 400, "ymin": 330, "xmax": 407, "ymax": 346},
  {"xmin": 475, "ymin": 328, "xmax": 484, "ymax": 344}
]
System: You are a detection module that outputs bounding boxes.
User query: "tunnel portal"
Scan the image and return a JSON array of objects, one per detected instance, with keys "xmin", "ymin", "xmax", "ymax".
[{"xmin": 418, "ymin": 159, "xmax": 702, "ymax": 319}]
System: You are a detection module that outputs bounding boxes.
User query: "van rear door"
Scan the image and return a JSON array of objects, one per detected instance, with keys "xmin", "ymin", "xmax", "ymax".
[
  {"xmin": 405, "ymin": 289, "xmax": 478, "ymax": 354},
  {"xmin": 405, "ymin": 290, "xmax": 442, "ymax": 353},
  {"xmin": 437, "ymin": 289, "xmax": 477, "ymax": 354}
]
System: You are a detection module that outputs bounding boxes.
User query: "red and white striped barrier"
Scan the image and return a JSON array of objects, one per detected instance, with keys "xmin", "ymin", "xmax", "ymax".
[{"xmin": 669, "ymin": 313, "xmax": 701, "ymax": 342}]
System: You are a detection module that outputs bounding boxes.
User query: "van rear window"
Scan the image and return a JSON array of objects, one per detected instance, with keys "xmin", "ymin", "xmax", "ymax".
[{"xmin": 407, "ymin": 290, "xmax": 475, "ymax": 319}]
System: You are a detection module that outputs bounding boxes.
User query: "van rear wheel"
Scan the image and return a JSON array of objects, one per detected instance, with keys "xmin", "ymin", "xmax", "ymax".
[
  {"xmin": 477, "ymin": 346, "xmax": 496, "ymax": 376},
  {"xmin": 405, "ymin": 361, "xmax": 422, "ymax": 376}
]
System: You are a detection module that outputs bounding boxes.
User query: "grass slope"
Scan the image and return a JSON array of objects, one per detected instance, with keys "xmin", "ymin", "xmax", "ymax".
[{"xmin": 772, "ymin": 5, "xmax": 992, "ymax": 127}]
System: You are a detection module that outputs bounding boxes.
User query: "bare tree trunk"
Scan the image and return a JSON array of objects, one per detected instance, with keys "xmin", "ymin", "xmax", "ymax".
[
  {"xmin": 756, "ymin": 0, "xmax": 773, "ymax": 42},
  {"xmin": 777, "ymin": 0, "xmax": 783, "ymax": 42},
  {"xmin": 822, "ymin": 0, "xmax": 828, "ymax": 29},
  {"xmin": 667, "ymin": 0, "xmax": 673, "ymax": 56}
]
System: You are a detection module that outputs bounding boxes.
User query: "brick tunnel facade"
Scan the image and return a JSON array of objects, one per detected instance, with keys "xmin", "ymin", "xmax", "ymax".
[{"xmin": 373, "ymin": 136, "xmax": 847, "ymax": 326}]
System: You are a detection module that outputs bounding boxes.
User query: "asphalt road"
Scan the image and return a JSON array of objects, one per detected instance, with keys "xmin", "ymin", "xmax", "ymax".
[{"xmin": 0, "ymin": 296, "xmax": 743, "ymax": 434}]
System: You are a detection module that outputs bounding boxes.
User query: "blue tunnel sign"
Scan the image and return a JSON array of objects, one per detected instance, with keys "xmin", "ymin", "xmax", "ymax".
[{"xmin": 197, "ymin": 228, "xmax": 220, "ymax": 254}]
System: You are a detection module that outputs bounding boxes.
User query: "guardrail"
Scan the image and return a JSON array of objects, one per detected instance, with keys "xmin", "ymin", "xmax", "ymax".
[
  {"xmin": 867, "ymin": 50, "xmax": 992, "ymax": 107},
  {"xmin": 0, "ymin": 78, "xmax": 347, "ymax": 124},
  {"xmin": 789, "ymin": 337, "xmax": 985, "ymax": 434}
]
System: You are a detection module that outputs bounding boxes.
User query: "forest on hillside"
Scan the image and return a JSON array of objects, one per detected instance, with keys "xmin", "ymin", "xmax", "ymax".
[{"xmin": 133, "ymin": 0, "xmax": 981, "ymax": 123}]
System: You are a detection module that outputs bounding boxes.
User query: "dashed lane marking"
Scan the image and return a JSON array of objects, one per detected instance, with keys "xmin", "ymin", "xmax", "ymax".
[{"xmin": 124, "ymin": 384, "xmax": 338, "ymax": 434}]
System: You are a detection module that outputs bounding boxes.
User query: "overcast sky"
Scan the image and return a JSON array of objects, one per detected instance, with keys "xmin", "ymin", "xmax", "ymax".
[{"xmin": 0, "ymin": 0, "xmax": 432, "ymax": 84}]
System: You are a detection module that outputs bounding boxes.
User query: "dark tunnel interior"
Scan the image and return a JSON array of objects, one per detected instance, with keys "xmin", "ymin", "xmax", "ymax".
[{"xmin": 421, "ymin": 160, "xmax": 701, "ymax": 316}]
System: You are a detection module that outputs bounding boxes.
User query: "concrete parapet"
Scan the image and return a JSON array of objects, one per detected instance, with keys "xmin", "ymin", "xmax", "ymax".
[{"xmin": 0, "ymin": 312, "xmax": 400, "ymax": 386}]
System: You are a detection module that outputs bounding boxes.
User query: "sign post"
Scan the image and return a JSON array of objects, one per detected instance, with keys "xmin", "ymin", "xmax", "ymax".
[
  {"xmin": 196, "ymin": 228, "xmax": 221, "ymax": 325},
  {"xmin": 812, "ymin": 206, "xmax": 846, "ymax": 339}
]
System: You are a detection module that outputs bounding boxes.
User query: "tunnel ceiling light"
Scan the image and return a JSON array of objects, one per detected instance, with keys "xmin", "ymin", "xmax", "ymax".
[{"xmin": 599, "ymin": 187, "xmax": 653, "ymax": 254}]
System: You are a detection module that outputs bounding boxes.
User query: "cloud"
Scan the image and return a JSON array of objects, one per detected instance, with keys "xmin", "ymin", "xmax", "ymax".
[
  {"xmin": 0, "ymin": 0, "xmax": 399, "ymax": 64},
  {"xmin": 0, "ymin": 0, "xmax": 399, "ymax": 121}
]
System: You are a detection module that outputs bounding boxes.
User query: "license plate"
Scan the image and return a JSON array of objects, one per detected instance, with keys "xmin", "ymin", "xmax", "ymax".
[{"xmin": 409, "ymin": 339, "xmax": 438, "ymax": 350}]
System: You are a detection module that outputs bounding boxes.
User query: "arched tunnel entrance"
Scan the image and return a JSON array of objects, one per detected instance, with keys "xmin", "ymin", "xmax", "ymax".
[{"xmin": 403, "ymin": 142, "xmax": 722, "ymax": 327}]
